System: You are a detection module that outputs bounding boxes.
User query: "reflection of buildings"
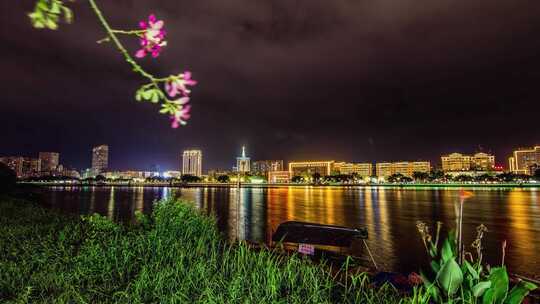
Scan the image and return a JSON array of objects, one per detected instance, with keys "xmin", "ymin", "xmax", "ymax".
[
  {"xmin": 92, "ymin": 145, "xmax": 109, "ymax": 175},
  {"xmin": 107, "ymin": 186, "xmax": 115, "ymax": 219},
  {"xmin": 236, "ymin": 146, "xmax": 251, "ymax": 172},
  {"xmin": 506, "ymin": 190, "xmax": 538, "ymax": 268},
  {"xmin": 508, "ymin": 146, "xmax": 540, "ymax": 175},
  {"xmin": 182, "ymin": 149, "xmax": 203, "ymax": 176},
  {"xmin": 252, "ymin": 160, "xmax": 283, "ymax": 176},
  {"xmin": 376, "ymin": 161, "xmax": 431, "ymax": 179},
  {"xmin": 441, "ymin": 152, "xmax": 495, "ymax": 172},
  {"xmin": 334, "ymin": 162, "xmax": 373, "ymax": 176},
  {"xmin": 289, "ymin": 161, "xmax": 334, "ymax": 177}
]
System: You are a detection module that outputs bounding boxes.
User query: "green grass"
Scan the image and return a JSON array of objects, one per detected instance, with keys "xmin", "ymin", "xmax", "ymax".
[{"xmin": 0, "ymin": 196, "xmax": 414, "ymax": 303}]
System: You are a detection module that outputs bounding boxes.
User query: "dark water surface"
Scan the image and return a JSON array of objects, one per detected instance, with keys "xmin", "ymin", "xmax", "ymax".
[{"xmin": 36, "ymin": 186, "xmax": 540, "ymax": 277}]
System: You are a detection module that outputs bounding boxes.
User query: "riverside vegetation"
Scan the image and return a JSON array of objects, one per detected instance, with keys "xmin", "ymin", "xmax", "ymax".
[{"xmin": 0, "ymin": 195, "xmax": 537, "ymax": 303}]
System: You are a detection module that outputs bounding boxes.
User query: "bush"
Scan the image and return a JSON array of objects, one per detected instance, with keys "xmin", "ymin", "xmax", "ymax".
[{"xmin": 0, "ymin": 197, "xmax": 406, "ymax": 303}]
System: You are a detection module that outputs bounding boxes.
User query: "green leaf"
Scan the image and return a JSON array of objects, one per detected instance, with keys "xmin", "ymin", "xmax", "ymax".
[
  {"xmin": 437, "ymin": 257, "xmax": 463, "ymax": 296},
  {"xmin": 464, "ymin": 260, "xmax": 479, "ymax": 280},
  {"xmin": 141, "ymin": 90, "xmax": 152, "ymax": 100},
  {"xmin": 429, "ymin": 244, "xmax": 437, "ymax": 258},
  {"xmin": 50, "ymin": 1, "xmax": 61, "ymax": 14},
  {"xmin": 484, "ymin": 267, "xmax": 509, "ymax": 304},
  {"xmin": 150, "ymin": 90, "xmax": 159, "ymax": 103},
  {"xmin": 504, "ymin": 280, "xmax": 537, "ymax": 304},
  {"xmin": 63, "ymin": 6, "xmax": 73, "ymax": 23},
  {"xmin": 37, "ymin": 1, "xmax": 48, "ymax": 11},
  {"xmin": 135, "ymin": 90, "xmax": 142, "ymax": 101},
  {"xmin": 473, "ymin": 281, "xmax": 491, "ymax": 297},
  {"xmin": 32, "ymin": 19, "xmax": 45, "ymax": 29},
  {"xmin": 441, "ymin": 238, "xmax": 455, "ymax": 263},
  {"xmin": 431, "ymin": 260, "xmax": 441, "ymax": 273},
  {"xmin": 45, "ymin": 18, "xmax": 58, "ymax": 30}
]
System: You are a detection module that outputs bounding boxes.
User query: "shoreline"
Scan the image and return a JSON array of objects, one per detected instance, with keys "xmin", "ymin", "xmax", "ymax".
[
  {"xmin": 0, "ymin": 194, "xmax": 406, "ymax": 303},
  {"xmin": 19, "ymin": 181, "xmax": 540, "ymax": 189}
]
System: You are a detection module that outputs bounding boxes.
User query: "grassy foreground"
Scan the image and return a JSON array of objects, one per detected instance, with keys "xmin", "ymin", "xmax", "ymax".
[{"xmin": 0, "ymin": 196, "xmax": 412, "ymax": 303}]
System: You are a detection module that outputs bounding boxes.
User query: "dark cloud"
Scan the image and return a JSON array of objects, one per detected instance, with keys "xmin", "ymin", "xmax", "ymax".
[{"xmin": 1, "ymin": 0, "xmax": 539, "ymax": 171}]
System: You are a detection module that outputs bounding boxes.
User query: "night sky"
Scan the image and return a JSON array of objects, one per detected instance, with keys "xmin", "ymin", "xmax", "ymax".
[{"xmin": 1, "ymin": 0, "xmax": 540, "ymax": 172}]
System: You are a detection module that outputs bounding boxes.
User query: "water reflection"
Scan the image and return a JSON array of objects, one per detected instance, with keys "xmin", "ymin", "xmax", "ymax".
[{"xmin": 37, "ymin": 186, "xmax": 540, "ymax": 277}]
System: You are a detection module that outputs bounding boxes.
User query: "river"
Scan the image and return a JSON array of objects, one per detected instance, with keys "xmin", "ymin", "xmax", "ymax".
[{"xmin": 34, "ymin": 186, "xmax": 540, "ymax": 278}]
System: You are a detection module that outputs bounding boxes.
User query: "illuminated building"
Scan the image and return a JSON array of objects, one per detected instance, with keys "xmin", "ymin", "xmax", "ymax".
[
  {"xmin": 409, "ymin": 161, "xmax": 431, "ymax": 175},
  {"xmin": 39, "ymin": 152, "xmax": 59, "ymax": 172},
  {"xmin": 376, "ymin": 163, "xmax": 393, "ymax": 179},
  {"xmin": 441, "ymin": 153, "xmax": 471, "ymax": 171},
  {"xmin": 0, "ymin": 156, "xmax": 23, "ymax": 177},
  {"xmin": 252, "ymin": 160, "xmax": 283, "ymax": 176},
  {"xmin": 268, "ymin": 171, "xmax": 291, "ymax": 183},
  {"xmin": 236, "ymin": 146, "xmax": 251, "ymax": 173},
  {"xmin": 92, "ymin": 145, "xmax": 109, "ymax": 175},
  {"xmin": 23, "ymin": 157, "xmax": 41, "ymax": 177},
  {"xmin": 334, "ymin": 162, "xmax": 373, "ymax": 176},
  {"xmin": 391, "ymin": 162, "xmax": 410, "ymax": 176},
  {"xmin": 182, "ymin": 149, "xmax": 203, "ymax": 176},
  {"xmin": 441, "ymin": 152, "xmax": 495, "ymax": 172},
  {"xmin": 0, "ymin": 156, "xmax": 41, "ymax": 178},
  {"xmin": 289, "ymin": 161, "xmax": 334, "ymax": 177},
  {"xmin": 376, "ymin": 161, "xmax": 431, "ymax": 179},
  {"xmin": 208, "ymin": 170, "xmax": 231, "ymax": 179},
  {"xmin": 508, "ymin": 146, "xmax": 540, "ymax": 175},
  {"xmin": 103, "ymin": 170, "xmax": 159, "ymax": 179},
  {"xmin": 163, "ymin": 170, "xmax": 182, "ymax": 178},
  {"xmin": 471, "ymin": 153, "xmax": 495, "ymax": 170}
]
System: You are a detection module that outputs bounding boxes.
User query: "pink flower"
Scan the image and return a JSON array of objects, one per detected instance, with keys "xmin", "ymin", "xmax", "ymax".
[
  {"xmin": 170, "ymin": 104, "xmax": 191, "ymax": 128},
  {"xmin": 135, "ymin": 14, "xmax": 167, "ymax": 58},
  {"xmin": 165, "ymin": 71, "xmax": 198, "ymax": 97}
]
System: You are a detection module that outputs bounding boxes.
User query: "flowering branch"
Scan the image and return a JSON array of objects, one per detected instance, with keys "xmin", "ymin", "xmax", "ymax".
[{"xmin": 28, "ymin": 0, "xmax": 197, "ymax": 128}]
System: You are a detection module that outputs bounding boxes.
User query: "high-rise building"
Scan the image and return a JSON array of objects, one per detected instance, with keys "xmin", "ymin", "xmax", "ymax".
[
  {"xmin": 508, "ymin": 146, "xmax": 540, "ymax": 175},
  {"xmin": 289, "ymin": 161, "xmax": 334, "ymax": 177},
  {"xmin": 182, "ymin": 149, "xmax": 203, "ymax": 176},
  {"xmin": 334, "ymin": 162, "xmax": 373, "ymax": 177},
  {"xmin": 236, "ymin": 146, "xmax": 251, "ymax": 173},
  {"xmin": 252, "ymin": 160, "xmax": 283, "ymax": 176},
  {"xmin": 39, "ymin": 152, "xmax": 59, "ymax": 172},
  {"xmin": 92, "ymin": 145, "xmax": 109, "ymax": 175},
  {"xmin": 376, "ymin": 161, "xmax": 431, "ymax": 179},
  {"xmin": 442, "ymin": 152, "xmax": 495, "ymax": 172}
]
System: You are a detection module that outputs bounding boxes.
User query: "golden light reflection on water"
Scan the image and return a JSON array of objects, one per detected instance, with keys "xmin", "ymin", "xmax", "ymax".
[
  {"xmin": 40, "ymin": 186, "xmax": 540, "ymax": 277},
  {"xmin": 506, "ymin": 190, "xmax": 539, "ymax": 267},
  {"xmin": 134, "ymin": 187, "xmax": 144, "ymax": 213},
  {"xmin": 107, "ymin": 186, "xmax": 115, "ymax": 219}
]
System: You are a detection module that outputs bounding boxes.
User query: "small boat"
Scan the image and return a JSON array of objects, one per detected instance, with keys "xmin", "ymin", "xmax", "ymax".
[{"xmin": 272, "ymin": 221, "xmax": 368, "ymax": 247}]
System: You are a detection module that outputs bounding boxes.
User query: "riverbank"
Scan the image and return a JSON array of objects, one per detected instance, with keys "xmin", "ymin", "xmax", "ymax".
[
  {"xmin": 18, "ymin": 181, "xmax": 540, "ymax": 188},
  {"xmin": 0, "ymin": 195, "xmax": 408, "ymax": 303}
]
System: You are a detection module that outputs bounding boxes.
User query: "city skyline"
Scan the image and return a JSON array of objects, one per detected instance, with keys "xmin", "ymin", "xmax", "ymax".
[
  {"xmin": 2, "ymin": 143, "xmax": 538, "ymax": 174},
  {"xmin": 2, "ymin": 2, "xmax": 540, "ymax": 172}
]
